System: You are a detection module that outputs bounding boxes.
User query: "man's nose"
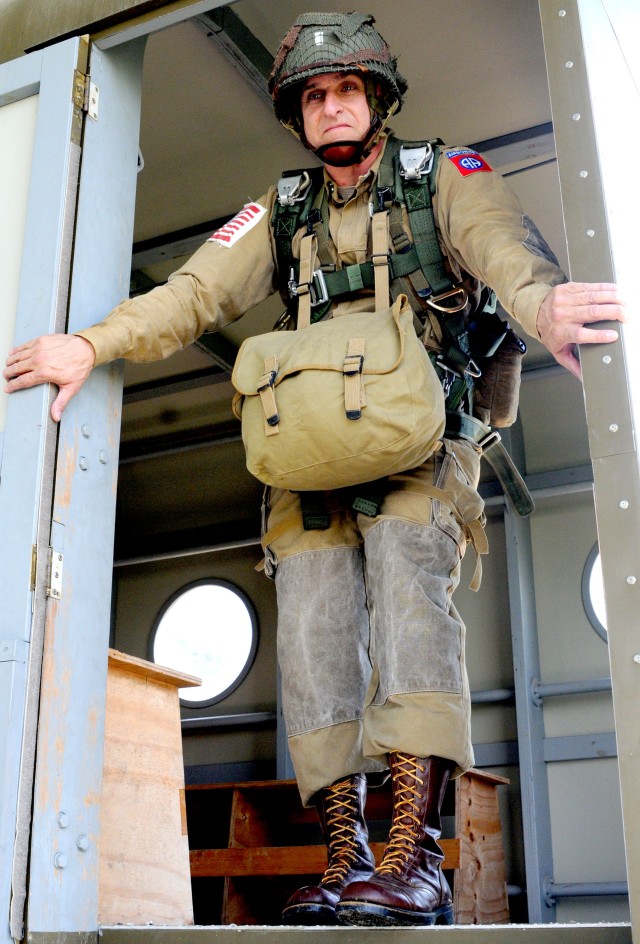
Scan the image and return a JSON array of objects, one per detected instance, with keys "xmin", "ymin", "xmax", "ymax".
[{"xmin": 323, "ymin": 91, "xmax": 342, "ymax": 115}]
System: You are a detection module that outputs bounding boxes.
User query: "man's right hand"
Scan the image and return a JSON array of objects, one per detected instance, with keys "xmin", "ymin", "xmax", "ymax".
[{"xmin": 4, "ymin": 334, "xmax": 96, "ymax": 422}]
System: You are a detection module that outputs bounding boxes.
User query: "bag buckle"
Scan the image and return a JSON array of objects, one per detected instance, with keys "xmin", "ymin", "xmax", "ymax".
[
  {"xmin": 399, "ymin": 143, "xmax": 434, "ymax": 181},
  {"xmin": 277, "ymin": 171, "xmax": 312, "ymax": 207}
]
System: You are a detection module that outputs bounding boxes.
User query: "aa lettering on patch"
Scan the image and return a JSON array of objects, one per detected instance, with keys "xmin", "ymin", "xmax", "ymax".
[
  {"xmin": 446, "ymin": 149, "xmax": 493, "ymax": 177},
  {"xmin": 208, "ymin": 203, "xmax": 266, "ymax": 247}
]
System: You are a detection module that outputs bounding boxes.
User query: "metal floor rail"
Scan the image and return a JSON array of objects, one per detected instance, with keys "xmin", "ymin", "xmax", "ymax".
[{"xmin": 94, "ymin": 925, "xmax": 633, "ymax": 943}]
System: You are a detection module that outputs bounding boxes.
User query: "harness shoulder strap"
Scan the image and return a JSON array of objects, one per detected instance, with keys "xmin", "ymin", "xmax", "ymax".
[{"xmin": 271, "ymin": 167, "xmax": 324, "ymax": 316}]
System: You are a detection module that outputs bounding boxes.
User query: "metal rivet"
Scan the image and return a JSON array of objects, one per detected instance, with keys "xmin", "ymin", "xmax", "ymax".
[
  {"xmin": 619, "ymin": 500, "xmax": 629, "ymax": 510},
  {"xmin": 602, "ymin": 355, "xmax": 611, "ymax": 364},
  {"xmin": 572, "ymin": 113, "xmax": 581, "ymax": 121},
  {"xmin": 580, "ymin": 170, "xmax": 588, "ymax": 178},
  {"xmin": 586, "ymin": 229, "xmax": 595, "ymax": 238},
  {"xmin": 98, "ymin": 451, "xmax": 107, "ymax": 465},
  {"xmin": 79, "ymin": 457, "xmax": 88, "ymax": 471},
  {"xmin": 559, "ymin": 9, "xmax": 567, "ymax": 16},
  {"xmin": 76, "ymin": 835, "xmax": 90, "ymax": 852},
  {"xmin": 54, "ymin": 853, "xmax": 68, "ymax": 870},
  {"xmin": 57, "ymin": 813, "xmax": 69, "ymax": 829},
  {"xmin": 634, "ymin": 654, "xmax": 640, "ymax": 664},
  {"xmin": 565, "ymin": 60, "xmax": 574, "ymax": 68},
  {"xmin": 81, "ymin": 424, "xmax": 91, "ymax": 438},
  {"xmin": 609, "ymin": 424, "xmax": 619, "ymax": 433},
  {"xmin": 627, "ymin": 576, "xmax": 637, "ymax": 586}
]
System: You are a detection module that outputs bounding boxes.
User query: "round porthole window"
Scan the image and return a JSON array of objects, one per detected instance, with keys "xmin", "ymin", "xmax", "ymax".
[
  {"xmin": 581, "ymin": 543, "xmax": 607, "ymax": 643},
  {"xmin": 151, "ymin": 579, "xmax": 258, "ymax": 706}
]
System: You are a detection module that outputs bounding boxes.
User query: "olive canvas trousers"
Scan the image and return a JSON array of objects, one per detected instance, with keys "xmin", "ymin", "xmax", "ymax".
[{"xmin": 263, "ymin": 438, "xmax": 484, "ymax": 806}]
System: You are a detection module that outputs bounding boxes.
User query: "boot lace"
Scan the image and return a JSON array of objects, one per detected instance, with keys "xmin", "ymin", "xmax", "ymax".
[
  {"xmin": 320, "ymin": 777, "xmax": 360, "ymax": 886},
  {"xmin": 375, "ymin": 754, "xmax": 426, "ymax": 876}
]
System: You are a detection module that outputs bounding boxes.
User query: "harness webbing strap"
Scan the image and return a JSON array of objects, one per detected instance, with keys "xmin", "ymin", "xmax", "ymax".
[
  {"xmin": 320, "ymin": 246, "xmax": 422, "ymax": 297},
  {"xmin": 400, "ymin": 179, "xmax": 451, "ymax": 297},
  {"xmin": 297, "ymin": 233, "xmax": 317, "ymax": 329},
  {"xmin": 271, "ymin": 167, "xmax": 323, "ymax": 308},
  {"xmin": 445, "ymin": 411, "xmax": 534, "ymax": 516},
  {"xmin": 371, "ymin": 210, "xmax": 390, "ymax": 309}
]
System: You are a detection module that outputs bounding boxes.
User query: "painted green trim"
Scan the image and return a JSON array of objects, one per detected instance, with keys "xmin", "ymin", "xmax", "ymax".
[{"xmin": 98, "ymin": 924, "xmax": 632, "ymax": 943}]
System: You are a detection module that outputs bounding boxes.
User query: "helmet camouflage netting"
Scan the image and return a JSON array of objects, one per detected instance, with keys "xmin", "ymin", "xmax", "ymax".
[{"xmin": 269, "ymin": 12, "xmax": 408, "ymax": 133}]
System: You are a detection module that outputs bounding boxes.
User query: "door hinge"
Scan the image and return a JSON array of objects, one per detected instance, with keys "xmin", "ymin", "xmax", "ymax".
[
  {"xmin": 46, "ymin": 548, "xmax": 64, "ymax": 600},
  {"xmin": 72, "ymin": 69, "xmax": 99, "ymax": 121},
  {"xmin": 30, "ymin": 545, "xmax": 37, "ymax": 592}
]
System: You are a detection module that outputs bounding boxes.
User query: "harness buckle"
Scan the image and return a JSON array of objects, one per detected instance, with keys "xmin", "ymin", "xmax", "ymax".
[
  {"xmin": 434, "ymin": 356, "xmax": 461, "ymax": 397},
  {"xmin": 478, "ymin": 429, "xmax": 501, "ymax": 452},
  {"xmin": 399, "ymin": 143, "xmax": 434, "ymax": 181},
  {"xmin": 426, "ymin": 286, "xmax": 469, "ymax": 313},
  {"xmin": 277, "ymin": 171, "xmax": 312, "ymax": 207},
  {"xmin": 288, "ymin": 268, "xmax": 329, "ymax": 308}
]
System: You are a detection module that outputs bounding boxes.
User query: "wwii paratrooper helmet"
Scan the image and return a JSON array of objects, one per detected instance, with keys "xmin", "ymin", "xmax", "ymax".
[{"xmin": 269, "ymin": 12, "xmax": 408, "ymax": 166}]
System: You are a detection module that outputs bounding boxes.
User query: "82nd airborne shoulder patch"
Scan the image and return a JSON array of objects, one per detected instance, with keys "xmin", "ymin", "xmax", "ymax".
[
  {"xmin": 446, "ymin": 148, "xmax": 493, "ymax": 177},
  {"xmin": 208, "ymin": 202, "xmax": 267, "ymax": 247}
]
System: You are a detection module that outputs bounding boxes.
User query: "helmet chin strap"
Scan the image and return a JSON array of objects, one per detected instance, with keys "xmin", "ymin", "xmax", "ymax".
[
  {"xmin": 314, "ymin": 139, "xmax": 369, "ymax": 167},
  {"xmin": 309, "ymin": 100, "xmax": 399, "ymax": 168}
]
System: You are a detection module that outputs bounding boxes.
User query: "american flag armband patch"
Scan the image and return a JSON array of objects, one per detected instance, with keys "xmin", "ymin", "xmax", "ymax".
[
  {"xmin": 208, "ymin": 203, "xmax": 267, "ymax": 247},
  {"xmin": 445, "ymin": 148, "xmax": 493, "ymax": 177}
]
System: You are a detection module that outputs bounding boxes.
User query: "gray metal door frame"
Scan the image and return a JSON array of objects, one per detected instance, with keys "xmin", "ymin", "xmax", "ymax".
[
  {"xmin": 0, "ymin": 37, "xmax": 89, "ymax": 944},
  {"xmin": 538, "ymin": 0, "xmax": 640, "ymax": 937},
  {"xmin": 23, "ymin": 37, "xmax": 146, "ymax": 937}
]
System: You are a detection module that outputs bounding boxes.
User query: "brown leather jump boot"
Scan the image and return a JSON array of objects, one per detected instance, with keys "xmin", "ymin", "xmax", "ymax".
[
  {"xmin": 281, "ymin": 773, "xmax": 376, "ymax": 925},
  {"xmin": 336, "ymin": 753, "xmax": 455, "ymax": 926}
]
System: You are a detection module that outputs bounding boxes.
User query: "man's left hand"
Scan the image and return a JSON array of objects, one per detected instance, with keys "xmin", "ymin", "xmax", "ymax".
[{"xmin": 537, "ymin": 281, "xmax": 627, "ymax": 379}]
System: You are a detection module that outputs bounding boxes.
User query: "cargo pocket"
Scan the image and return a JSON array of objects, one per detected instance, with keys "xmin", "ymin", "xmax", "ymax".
[{"xmin": 433, "ymin": 439, "xmax": 487, "ymax": 590}]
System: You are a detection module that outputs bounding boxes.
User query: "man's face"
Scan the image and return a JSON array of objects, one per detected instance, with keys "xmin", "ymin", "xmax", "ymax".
[{"xmin": 300, "ymin": 72, "xmax": 371, "ymax": 150}]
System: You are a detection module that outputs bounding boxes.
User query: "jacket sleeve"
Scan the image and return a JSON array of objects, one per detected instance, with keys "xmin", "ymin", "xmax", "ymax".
[
  {"xmin": 433, "ymin": 148, "xmax": 567, "ymax": 340},
  {"xmin": 76, "ymin": 192, "xmax": 278, "ymax": 365}
]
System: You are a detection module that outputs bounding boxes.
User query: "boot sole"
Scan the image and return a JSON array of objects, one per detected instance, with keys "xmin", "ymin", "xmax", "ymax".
[
  {"xmin": 336, "ymin": 901, "xmax": 454, "ymax": 927},
  {"xmin": 281, "ymin": 904, "xmax": 337, "ymax": 926}
]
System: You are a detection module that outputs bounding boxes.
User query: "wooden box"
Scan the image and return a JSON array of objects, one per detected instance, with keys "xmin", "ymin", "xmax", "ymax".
[{"xmin": 99, "ymin": 649, "xmax": 199, "ymax": 925}]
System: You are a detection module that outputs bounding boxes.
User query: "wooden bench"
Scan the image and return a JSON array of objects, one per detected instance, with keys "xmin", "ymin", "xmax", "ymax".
[{"xmin": 186, "ymin": 768, "xmax": 510, "ymax": 925}]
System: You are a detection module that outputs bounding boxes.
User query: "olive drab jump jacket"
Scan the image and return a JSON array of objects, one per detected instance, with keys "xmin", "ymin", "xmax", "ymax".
[{"xmin": 77, "ymin": 136, "xmax": 566, "ymax": 367}]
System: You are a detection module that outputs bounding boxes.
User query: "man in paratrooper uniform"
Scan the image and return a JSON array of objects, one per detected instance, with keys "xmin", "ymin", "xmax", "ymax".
[{"xmin": 4, "ymin": 11, "xmax": 626, "ymax": 928}]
